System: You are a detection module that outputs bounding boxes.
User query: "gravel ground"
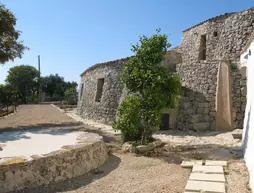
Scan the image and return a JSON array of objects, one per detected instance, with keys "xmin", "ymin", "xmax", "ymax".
[
  {"xmin": 0, "ymin": 104, "xmax": 81, "ymax": 130},
  {"xmin": 226, "ymin": 160, "xmax": 251, "ymax": 193},
  {"xmin": 16, "ymin": 153, "xmax": 190, "ymax": 193}
]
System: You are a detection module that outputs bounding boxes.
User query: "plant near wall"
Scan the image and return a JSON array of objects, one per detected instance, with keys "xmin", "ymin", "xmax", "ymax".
[{"xmin": 113, "ymin": 29, "xmax": 181, "ymax": 144}]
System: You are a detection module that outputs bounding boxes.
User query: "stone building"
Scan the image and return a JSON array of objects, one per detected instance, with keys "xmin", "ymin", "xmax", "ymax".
[{"xmin": 78, "ymin": 7, "xmax": 254, "ymax": 131}]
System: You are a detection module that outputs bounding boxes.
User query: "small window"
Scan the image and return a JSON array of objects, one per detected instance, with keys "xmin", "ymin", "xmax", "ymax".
[
  {"xmin": 198, "ymin": 34, "xmax": 207, "ymax": 60},
  {"xmin": 80, "ymin": 84, "xmax": 84, "ymax": 99},
  {"xmin": 213, "ymin": 31, "xmax": 218, "ymax": 37},
  {"xmin": 95, "ymin": 78, "xmax": 104, "ymax": 102}
]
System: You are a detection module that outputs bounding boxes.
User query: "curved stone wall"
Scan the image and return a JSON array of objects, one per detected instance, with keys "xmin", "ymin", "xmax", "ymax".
[
  {"xmin": 78, "ymin": 58, "xmax": 128, "ymax": 123},
  {"xmin": 0, "ymin": 132, "xmax": 108, "ymax": 193}
]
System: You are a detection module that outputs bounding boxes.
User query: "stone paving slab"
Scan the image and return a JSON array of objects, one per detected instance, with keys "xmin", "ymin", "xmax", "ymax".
[
  {"xmin": 185, "ymin": 180, "xmax": 225, "ymax": 193},
  {"xmin": 192, "ymin": 165, "xmax": 224, "ymax": 174},
  {"xmin": 181, "ymin": 160, "xmax": 203, "ymax": 168},
  {"xmin": 189, "ymin": 173, "xmax": 225, "ymax": 183},
  {"xmin": 205, "ymin": 160, "xmax": 227, "ymax": 166}
]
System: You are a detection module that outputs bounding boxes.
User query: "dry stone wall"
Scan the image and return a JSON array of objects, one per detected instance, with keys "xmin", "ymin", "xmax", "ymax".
[
  {"xmin": 179, "ymin": 8, "xmax": 254, "ymax": 63},
  {"xmin": 0, "ymin": 140, "xmax": 108, "ymax": 193},
  {"xmin": 231, "ymin": 67, "xmax": 247, "ymax": 129},
  {"xmin": 78, "ymin": 59, "xmax": 126, "ymax": 124},
  {"xmin": 215, "ymin": 8, "xmax": 254, "ymax": 60},
  {"xmin": 175, "ymin": 61, "xmax": 218, "ymax": 131}
]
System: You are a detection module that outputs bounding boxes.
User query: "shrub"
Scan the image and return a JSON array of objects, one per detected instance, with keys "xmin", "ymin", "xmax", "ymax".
[{"xmin": 113, "ymin": 95, "xmax": 143, "ymax": 142}]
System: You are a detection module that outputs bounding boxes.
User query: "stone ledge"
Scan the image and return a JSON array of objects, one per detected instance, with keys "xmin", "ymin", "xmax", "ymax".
[{"xmin": 0, "ymin": 139, "xmax": 108, "ymax": 193}]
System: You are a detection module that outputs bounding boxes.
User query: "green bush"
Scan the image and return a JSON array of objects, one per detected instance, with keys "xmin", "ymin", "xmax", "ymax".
[{"xmin": 113, "ymin": 95, "xmax": 143, "ymax": 142}]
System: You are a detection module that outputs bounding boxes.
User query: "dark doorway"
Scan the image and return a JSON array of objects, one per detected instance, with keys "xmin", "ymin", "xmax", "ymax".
[{"xmin": 160, "ymin": 113, "xmax": 170, "ymax": 130}]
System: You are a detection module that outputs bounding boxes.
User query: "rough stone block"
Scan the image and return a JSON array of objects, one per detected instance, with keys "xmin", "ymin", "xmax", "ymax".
[
  {"xmin": 181, "ymin": 160, "xmax": 203, "ymax": 168},
  {"xmin": 190, "ymin": 114, "xmax": 203, "ymax": 123},
  {"xmin": 192, "ymin": 165, "xmax": 224, "ymax": 174},
  {"xmin": 192, "ymin": 122, "xmax": 210, "ymax": 131},
  {"xmin": 205, "ymin": 160, "xmax": 227, "ymax": 166},
  {"xmin": 189, "ymin": 173, "xmax": 225, "ymax": 183},
  {"xmin": 185, "ymin": 180, "xmax": 225, "ymax": 193}
]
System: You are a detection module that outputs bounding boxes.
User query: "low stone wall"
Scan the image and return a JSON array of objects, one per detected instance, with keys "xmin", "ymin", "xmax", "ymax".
[{"xmin": 0, "ymin": 138, "xmax": 108, "ymax": 193}]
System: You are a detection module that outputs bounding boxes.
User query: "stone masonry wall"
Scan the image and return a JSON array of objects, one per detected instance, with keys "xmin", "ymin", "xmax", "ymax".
[
  {"xmin": 179, "ymin": 8, "xmax": 254, "ymax": 63},
  {"xmin": 231, "ymin": 66, "xmax": 247, "ymax": 129},
  {"xmin": 176, "ymin": 61, "xmax": 218, "ymax": 131},
  {"xmin": 0, "ymin": 140, "xmax": 108, "ymax": 193},
  {"xmin": 78, "ymin": 59, "xmax": 126, "ymax": 124}
]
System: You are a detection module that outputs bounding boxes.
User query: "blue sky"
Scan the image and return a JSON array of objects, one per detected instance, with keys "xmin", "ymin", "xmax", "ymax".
[{"xmin": 0, "ymin": 0, "xmax": 253, "ymax": 85}]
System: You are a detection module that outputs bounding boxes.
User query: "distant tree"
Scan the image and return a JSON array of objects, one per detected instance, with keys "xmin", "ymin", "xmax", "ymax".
[
  {"xmin": 0, "ymin": 3, "xmax": 28, "ymax": 64},
  {"xmin": 64, "ymin": 87, "xmax": 76, "ymax": 97},
  {"xmin": 113, "ymin": 29, "xmax": 181, "ymax": 144},
  {"xmin": 5, "ymin": 65, "xmax": 39, "ymax": 103},
  {"xmin": 0, "ymin": 84, "xmax": 18, "ymax": 113},
  {"xmin": 41, "ymin": 74, "xmax": 78, "ymax": 98}
]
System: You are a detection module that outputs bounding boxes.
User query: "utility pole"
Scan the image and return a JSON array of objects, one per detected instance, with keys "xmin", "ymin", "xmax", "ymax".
[{"xmin": 38, "ymin": 55, "xmax": 41, "ymax": 102}]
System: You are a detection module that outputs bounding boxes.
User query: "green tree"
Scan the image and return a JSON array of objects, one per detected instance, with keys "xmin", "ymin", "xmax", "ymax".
[
  {"xmin": 0, "ymin": 3, "xmax": 28, "ymax": 64},
  {"xmin": 0, "ymin": 84, "xmax": 18, "ymax": 113},
  {"xmin": 41, "ymin": 74, "xmax": 78, "ymax": 99},
  {"xmin": 113, "ymin": 30, "xmax": 181, "ymax": 144},
  {"xmin": 6, "ymin": 65, "xmax": 39, "ymax": 103}
]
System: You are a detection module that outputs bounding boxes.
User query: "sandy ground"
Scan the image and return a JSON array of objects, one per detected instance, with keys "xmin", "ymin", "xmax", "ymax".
[
  {"xmin": 0, "ymin": 129, "xmax": 83, "ymax": 159},
  {"xmin": 0, "ymin": 104, "xmax": 79, "ymax": 130},
  {"xmin": 226, "ymin": 160, "xmax": 251, "ymax": 193},
  {"xmin": 16, "ymin": 153, "xmax": 190, "ymax": 193}
]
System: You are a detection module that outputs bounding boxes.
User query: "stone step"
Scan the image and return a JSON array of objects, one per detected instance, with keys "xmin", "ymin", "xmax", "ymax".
[
  {"xmin": 205, "ymin": 160, "xmax": 227, "ymax": 166},
  {"xmin": 185, "ymin": 180, "xmax": 225, "ymax": 193},
  {"xmin": 181, "ymin": 160, "xmax": 203, "ymax": 168},
  {"xmin": 189, "ymin": 173, "xmax": 225, "ymax": 183},
  {"xmin": 192, "ymin": 165, "xmax": 224, "ymax": 174}
]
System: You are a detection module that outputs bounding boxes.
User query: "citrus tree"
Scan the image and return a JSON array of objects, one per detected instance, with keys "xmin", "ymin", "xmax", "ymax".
[{"xmin": 113, "ymin": 29, "xmax": 181, "ymax": 144}]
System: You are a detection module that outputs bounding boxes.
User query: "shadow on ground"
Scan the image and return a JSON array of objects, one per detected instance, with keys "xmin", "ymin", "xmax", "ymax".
[
  {"xmin": 143, "ymin": 143, "xmax": 243, "ymax": 165},
  {"xmin": 14, "ymin": 154, "xmax": 121, "ymax": 193}
]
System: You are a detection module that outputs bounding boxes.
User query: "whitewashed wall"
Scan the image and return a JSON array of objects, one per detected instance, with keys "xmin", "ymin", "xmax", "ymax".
[{"xmin": 241, "ymin": 37, "xmax": 254, "ymax": 192}]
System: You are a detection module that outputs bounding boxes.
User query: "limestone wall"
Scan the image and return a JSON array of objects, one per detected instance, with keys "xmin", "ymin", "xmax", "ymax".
[
  {"xmin": 231, "ymin": 66, "xmax": 247, "ymax": 129},
  {"xmin": 176, "ymin": 61, "xmax": 218, "ymax": 131},
  {"xmin": 0, "ymin": 140, "xmax": 108, "ymax": 193},
  {"xmin": 78, "ymin": 59, "xmax": 126, "ymax": 123},
  {"xmin": 179, "ymin": 7, "xmax": 254, "ymax": 62}
]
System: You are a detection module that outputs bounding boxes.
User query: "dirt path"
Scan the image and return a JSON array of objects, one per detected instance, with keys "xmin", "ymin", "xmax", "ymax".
[{"xmin": 0, "ymin": 104, "xmax": 81, "ymax": 131}]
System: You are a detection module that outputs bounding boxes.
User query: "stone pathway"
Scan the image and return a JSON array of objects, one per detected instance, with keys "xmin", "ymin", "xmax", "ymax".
[{"xmin": 182, "ymin": 160, "xmax": 228, "ymax": 193}]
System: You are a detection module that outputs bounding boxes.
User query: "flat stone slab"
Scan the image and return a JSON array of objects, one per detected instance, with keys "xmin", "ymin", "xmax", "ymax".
[
  {"xmin": 205, "ymin": 160, "xmax": 227, "ymax": 166},
  {"xmin": 181, "ymin": 160, "xmax": 203, "ymax": 168},
  {"xmin": 192, "ymin": 165, "xmax": 224, "ymax": 174},
  {"xmin": 185, "ymin": 180, "xmax": 225, "ymax": 193},
  {"xmin": 189, "ymin": 173, "xmax": 225, "ymax": 183}
]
